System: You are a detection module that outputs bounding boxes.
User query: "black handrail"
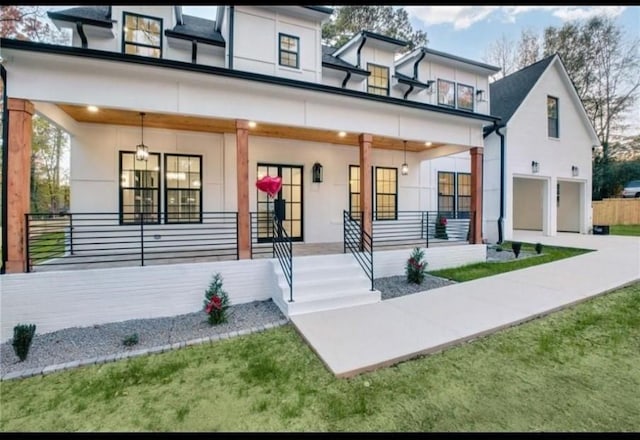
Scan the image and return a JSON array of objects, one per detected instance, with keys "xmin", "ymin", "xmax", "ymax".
[
  {"xmin": 343, "ymin": 210, "xmax": 374, "ymax": 291},
  {"xmin": 272, "ymin": 215, "xmax": 293, "ymax": 302},
  {"xmin": 250, "ymin": 211, "xmax": 275, "ymax": 259}
]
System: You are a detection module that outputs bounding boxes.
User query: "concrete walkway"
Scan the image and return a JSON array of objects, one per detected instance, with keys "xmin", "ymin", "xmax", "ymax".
[{"xmin": 291, "ymin": 232, "xmax": 640, "ymax": 377}]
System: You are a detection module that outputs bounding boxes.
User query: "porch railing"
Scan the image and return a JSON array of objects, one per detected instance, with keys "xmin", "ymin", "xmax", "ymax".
[
  {"xmin": 343, "ymin": 210, "xmax": 374, "ymax": 291},
  {"xmin": 250, "ymin": 211, "xmax": 274, "ymax": 259},
  {"xmin": 25, "ymin": 211, "xmax": 239, "ymax": 272},
  {"xmin": 272, "ymin": 215, "xmax": 293, "ymax": 302}
]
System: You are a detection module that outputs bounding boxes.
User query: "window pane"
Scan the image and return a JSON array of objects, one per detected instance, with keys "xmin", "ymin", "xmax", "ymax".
[
  {"xmin": 165, "ymin": 154, "xmax": 202, "ymax": 223},
  {"xmin": 457, "ymin": 84, "xmax": 474, "ymax": 111},
  {"xmin": 438, "ymin": 80, "xmax": 455, "ymax": 107},
  {"xmin": 123, "ymin": 13, "xmax": 162, "ymax": 59},
  {"xmin": 367, "ymin": 64, "xmax": 389, "ymax": 96}
]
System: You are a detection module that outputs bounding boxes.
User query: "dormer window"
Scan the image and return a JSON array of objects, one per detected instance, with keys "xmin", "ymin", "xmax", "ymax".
[
  {"xmin": 437, "ymin": 79, "xmax": 455, "ymax": 107},
  {"xmin": 279, "ymin": 34, "xmax": 299, "ymax": 68},
  {"xmin": 457, "ymin": 83, "xmax": 474, "ymax": 111},
  {"xmin": 367, "ymin": 63, "xmax": 389, "ymax": 96},
  {"xmin": 122, "ymin": 12, "xmax": 162, "ymax": 59}
]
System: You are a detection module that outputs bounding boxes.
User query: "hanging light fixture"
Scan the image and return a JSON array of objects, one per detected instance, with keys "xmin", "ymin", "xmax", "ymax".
[
  {"xmin": 401, "ymin": 140, "xmax": 409, "ymax": 175},
  {"xmin": 135, "ymin": 112, "xmax": 149, "ymax": 161}
]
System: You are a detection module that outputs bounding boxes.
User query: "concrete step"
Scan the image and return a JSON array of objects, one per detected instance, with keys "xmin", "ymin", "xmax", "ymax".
[{"xmin": 275, "ymin": 287, "xmax": 381, "ymax": 316}]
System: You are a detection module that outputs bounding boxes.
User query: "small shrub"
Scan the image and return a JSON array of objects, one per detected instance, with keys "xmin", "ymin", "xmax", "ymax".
[
  {"xmin": 405, "ymin": 247, "xmax": 428, "ymax": 284},
  {"xmin": 535, "ymin": 242, "xmax": 543, "ymax": 254},
  {"xmin": 512, "ymin": 241, "xmax": 522, "ymax": 258},
  {"xmin": 435, "ymin": 215, "xmax": 448, "ymax": 240},
  {"xmin": 122, "ymin": 333, "xmax": 139, "ymax": 347},
  {"xmin": 495, "ymin": 245, "xmax": 503, "ymax": 252},
  {"xmin": 12, "ymin": 323, "xmax": 36, "ymax": 362},
  {"xmin": 204, "ymin": 273, "xmax": 231, "ymax": 325}
]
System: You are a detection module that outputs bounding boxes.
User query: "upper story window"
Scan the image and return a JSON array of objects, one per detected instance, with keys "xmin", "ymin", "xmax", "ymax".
[
  {"xmin": 437, "ymin": 79, "xmax": 455, "ymax": 107},
  {"xmin": 457, "ymin": 83, "xmax": 474, "ymax": 111},
  {"xmin": 123, "ymin": 12, "xmax": 162, "ymax": 59},
  {"xmin": 548, "ymin": 96, "xmax": 559, "ymax": 138},
  {"xmin": 279, "ymin": 33, "xmax": 299, "ymax": 68},
  {"xmin": 367, "ymin": 63, "xmax": 389, "ymax": 96}
]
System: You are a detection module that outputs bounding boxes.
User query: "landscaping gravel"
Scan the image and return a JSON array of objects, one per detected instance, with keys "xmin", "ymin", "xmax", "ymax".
[{"xmin": 1, "ymin": 245, "xmax": 542, "ymax": 379}]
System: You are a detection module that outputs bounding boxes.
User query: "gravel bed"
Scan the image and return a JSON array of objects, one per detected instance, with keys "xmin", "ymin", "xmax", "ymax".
[
  {"xmin": 375, "ymin": 274, "xmax": 456, "ymax": 300},
  {"xmin": 486, "ymin": 247, "xmax": 541, "ymax": 262}
]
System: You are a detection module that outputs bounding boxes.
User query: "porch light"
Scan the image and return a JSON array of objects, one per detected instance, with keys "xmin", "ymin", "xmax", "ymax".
[
  {"xmin": 401, "ymin": 140, "xmax": 409, "ymax": 176},
  {"xmin": 425, "ymin": 141, "xmax": 432, "ymax": 147},
  {"xmin": 312, "ymin": 162, "xmax": 323, "ymax": 183},
  {"xmin": 572, "ymin": 165, "xmax": 579, "ymax": 176},
  {"xmin": 87, "ymin": 105, "xmax": 99, "ymax": 113},
  {"xmin": 248, "ymin": 121, "xmax": 257, "ymax": 128},
  {"xmin": 135, "ymin": 112, "xmax": 149, "ymax": 161},
  {"xmin": 338, "ymin": 131, "xmax": 347, "ymax": 138},
  {"xmin": 476, "ymin": 89, "xmax": 487, "ymax": 102},
  {"xmin": 531, "ymin": 160, "xmax": 539, "ymax": 174}
]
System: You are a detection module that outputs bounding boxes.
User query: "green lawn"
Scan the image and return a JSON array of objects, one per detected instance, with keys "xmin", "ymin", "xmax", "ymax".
[
  {"xmin": 429, "ymin": 242, "xmax": 591, "ymax": 282},
  {"xmin": 1, "ymin": 282, "xmax": 639, "ymax": 432},
  {"xmin": 610, "ymin": 225, "xmax": 640, "ymax": 236},
  {"xmin": 29, "ymin": 231, "xmax": 66, "ymax": 264}
]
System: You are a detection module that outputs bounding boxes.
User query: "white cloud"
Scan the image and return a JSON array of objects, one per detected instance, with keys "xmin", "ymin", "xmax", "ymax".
[{"xmin": 550, "ymin": 6, "xmax": 627, "ymax": 22}]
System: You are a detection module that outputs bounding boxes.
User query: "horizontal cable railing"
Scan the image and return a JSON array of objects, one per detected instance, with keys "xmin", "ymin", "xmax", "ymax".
[
  {"xmin": 343, "ymin": 210, "xmax": 374, "ymax": 291},
  {"xmin": 250, "ymin": 211, "xmax": 275, "ymax": 259},
  {"xmin": 25, "ymin": 211, "xmax": 239, "ymax": 272}
]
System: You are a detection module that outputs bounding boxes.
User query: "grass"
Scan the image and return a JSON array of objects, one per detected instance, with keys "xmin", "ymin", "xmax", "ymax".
[
  {"xmin": 429, "ymin": 242, "xmax": 592, "ymax": 282},
  {"xmin": 29, "ymin": 231, "xmax": 66, "ymax": 263},
  {"xmin": 610, "ymin": 225, "xmax": 640, "ymax": 236},
  {"xmin": 1, "ymin": 282, "xmax": 639, "ymax": 432}
]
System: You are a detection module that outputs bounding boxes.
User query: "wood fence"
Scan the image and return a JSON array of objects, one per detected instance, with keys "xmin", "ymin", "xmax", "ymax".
[{"xmin": 592, "ymin": 198, "xmax": 640, "ymax": 225}]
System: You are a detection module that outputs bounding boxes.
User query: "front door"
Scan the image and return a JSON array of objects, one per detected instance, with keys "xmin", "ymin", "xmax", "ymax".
[{"xmin": 256, "ymin": 163, "xmax": 303, "ymax": 242}]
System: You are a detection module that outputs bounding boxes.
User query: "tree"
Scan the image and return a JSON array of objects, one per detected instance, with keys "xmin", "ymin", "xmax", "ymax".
[
  {"xmin": 322, "ymin": 6, "xmax": 427, "ymax": 51},
  {"xmin": 483, "ymin": 34, "xmax": 517, "ymax": 81},
  {"xmin": 517, "ymin": 28, "xmax": 540, "ymax": 70},
  {"xmin": 0, "ymin": 5, "xmax": 68, "ymax": 43}
]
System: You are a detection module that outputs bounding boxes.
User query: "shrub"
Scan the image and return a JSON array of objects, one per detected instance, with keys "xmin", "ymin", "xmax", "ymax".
[
  {"xmin": 535, "ymin": 242, "xmax": 543, "ymax": 254},
  {"xmin": 405, "ymin": 247, "xmax": 428, "ymax": 284},
  {"xmin": 435, "ymin": 215, "xmax": 448, "ymax": 240},
  {"xmin": 512, "ymin": 241, "xmax": 522, "ymax": 258},
  {"xmin": 122, "ymin": 333, "xmax": 139, "ymax": 347},
  {"xmin": 495, "ymin": 245, "xmax": 503, "ymax": 252},
  {"xmin": 12, "ymin": 323, "xmax": 36, "ymax": 362},
  {"xmin": 204, "ymin": 273, "xmax": 231, "ymax": 325}
]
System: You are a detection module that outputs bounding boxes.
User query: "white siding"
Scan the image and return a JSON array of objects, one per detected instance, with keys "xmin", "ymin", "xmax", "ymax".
[{"xmin": 483, "ymin": 132, "xmax": 502, "ymax": 243}]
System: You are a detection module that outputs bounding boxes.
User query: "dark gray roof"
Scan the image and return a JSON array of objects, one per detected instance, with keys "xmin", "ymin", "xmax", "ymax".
[
  {"xmin": 47, "ymin": 6, "xmax": 113, "ymax": 28},
  {"xmin": 394, "ymin": 71, "xmax": 432, "ymax": 88},
  {"xmin": 165, "ymin": 14, "xmax": 225, "ymax": 47},
  {"xmin": 361, "ymin": 30, "xmax": 409, "ymax": 48},
  {"xmin": 302, "ymin": 6, "xmax": 334, "ymax": 15},
  {"xmin": 322, "ymin": 45, "xmax": 370, "ymax": 75},
  {"xmin": 490, "ymin": 54, "xmax": 556, "ymax": 124}
]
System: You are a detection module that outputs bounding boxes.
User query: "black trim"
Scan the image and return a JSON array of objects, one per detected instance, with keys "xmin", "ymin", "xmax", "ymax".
[
  {"xmin": 437, "ymin": 171, "xmax": 455, "ymax": 216},
  {"xmin": 191, "ymin": 40, "xmax": 197, "ymax": 64},
  {"xmin": 437, "ymin": 79, "xmax": 456, "ymax": 108},
  {"xmin": 228, "ymin": 6, "xmax": 234, "ymax": 69},
  {"xmin": 423, "ymin": 47, "xmax": 500, "ymax": 73},
  {"xmin": 413, "ymin": 49, "xmax": 426, "ymax": 80},
  {"xmin": 395, "ymin": 73, "xmax": 429, "ymax": 88},
  {"xmin": 119, "ymin": 151, "xmax": 161, "ymax": 225},
  {"xmin": 322, "ymin": 61, "xmax": 370, "ymax": 76},
  {"xmin": 457, "ymin": 82, "xmax": 475, "ymax": 112},
  {"xmin": 164, "ymin": 153, "xmax": 203, "ymax": 224},
  {"xmin": 174, "ymin": 6, "xmax": 183, "ymax": 26},
  {"xmin": 302, "ymin": 6, "xmax": 334, "ymax": 15},
  {"xmin": 164, "ymin": 29, "xmax": 225, "ymax": 48},
  {"xmin": 356, "ymin": 36, "xmax": 367, "ymax": 68},
  {"xmin": 361, "ymin": 30, "xmax": 408, "ymax": 48},
  {"xmin": 1, "ymin": 66, "xmax": 7, "ymax": 274},
  {"xmin": 374, "ymin": 166, "xmax": 398, "ymax": 221},
  {"xmin": 548, "ymin": 95, "xmax": 559, "ymax": 138},
  {"xmin": 496, "ymin": 124, "xmax": 506, "ymax": 244},
  {"xmin": 403, "ymin": 84, "xmax": 414, "ymax": 100},
  {"xmin": 341, "ymin": 71, "xmax": 351, "ymax": 89},
  {"xmin": 47, "ymin": 10, "xmax": 113, "ymax": 29},
  {"xmin": 122, "ymin": 11, "xmax": 163, "ymax": 59},
  {"xmin": 348, "ymin": 164, "xmax": 360, "ymax": 217},
  {"xmin": 76, "ymin": 22, "xmax": 88, "ymax": 49},
  {"xmin": 367, "ymin": 63, "xmax": 389, "ymax": 96},
  {"xmin": 278, "ymin": 33, "xmax": 299, "ymax": 69},
  {"xmin": 0, "ymin": 39, "xmax": 501, "ymax": 124}
]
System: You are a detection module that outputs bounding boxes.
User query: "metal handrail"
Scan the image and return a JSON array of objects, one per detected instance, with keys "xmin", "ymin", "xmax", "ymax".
[
  {"xmin": 343, "ymin": 210, "xmax": 374, "ymax": 291},
  {"xmin": 272, "ymin": 215, "xmax": 293, "ymax": 302}
]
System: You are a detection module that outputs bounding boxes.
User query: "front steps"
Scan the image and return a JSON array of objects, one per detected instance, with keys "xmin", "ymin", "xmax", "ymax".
[{"xmin": 271, "ymin": 253, "xmax": 381, "ymax": 316}]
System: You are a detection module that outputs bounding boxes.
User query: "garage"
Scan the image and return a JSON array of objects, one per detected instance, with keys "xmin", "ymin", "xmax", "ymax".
[
  {"xmin": 557, "ymin": 180, "xmax": 582, "ymax": 233},
  {"xmin": 513, "ymin": 177, "xmax": 546, "ymax": 232}
]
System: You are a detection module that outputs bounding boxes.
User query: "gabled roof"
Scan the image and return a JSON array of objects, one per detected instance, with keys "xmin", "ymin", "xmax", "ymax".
[
  {"xmin": 165, "ymin": 14, "xmax": 225, "ymax": 47},
  {"xmin": 47, "ymin": 6, "xmax": 114, "ymax": 28},
  {"xmin": 490, "ymin": 54, "xmax": 556, "ymax": 124},
  {"xmin": 302, "ymin": 6, "xmax": 334, "ymax": 15},
  {"xmin": 333, "ymin": 30, "xmax": 409, "ymax": 58},
  {"xmin": 322, "ymin": 45, "xmax": 370, "ymax": 76}
]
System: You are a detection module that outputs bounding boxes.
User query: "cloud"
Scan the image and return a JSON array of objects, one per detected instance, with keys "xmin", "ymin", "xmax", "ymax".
[{"xmin": 550, "ymin": 6, "xmax": 627, "ymax": 21}]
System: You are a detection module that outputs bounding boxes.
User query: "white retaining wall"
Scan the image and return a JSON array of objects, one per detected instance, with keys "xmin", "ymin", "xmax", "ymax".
[{"xmin": 1, "ymin": 244, "xmax": 486, "ymax": 342}]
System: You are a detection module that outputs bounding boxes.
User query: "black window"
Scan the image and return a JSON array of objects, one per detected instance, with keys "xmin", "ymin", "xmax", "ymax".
[
  {"xmin": 456, "ymin": 173, "xmax": 471, "ymax": 219},
  {"xmin": 119, "ymin": 151, "xmax": 160, "ymax": 224},
  {"xmin": 375, "ymin": 167, "xmax": 397, "ymax": 220},
  {"xmin": 349, "ymin": 165, "xmax": 361, "ymax": 220},
  {"xmin": 437, "ymin": 79, "xmax": 455, "ymax": 107},
  {"xmin": 457, "ymin": 83, "xmax": 474, "ymax": 111},
  {"xmin": 548, "ymin": 96, "xmax": 559, "ymax": 138},
  {"xmin": 279, "ymin": 33, "xmax": 299, "ymax": 68},
  {"xmin": 438, "ymin": 171, "xmax": 471, "ymax": 218},
  {"xmin": 123, "ymin": 12, "xmax": 162, "ymax": 58},
  {"xmin": 367, "ymin": 63, "xmax": 389, "ymax": 96},
  {"xmin": 165, "ymin": 154, "xmax": 202, "ymax": 223}
]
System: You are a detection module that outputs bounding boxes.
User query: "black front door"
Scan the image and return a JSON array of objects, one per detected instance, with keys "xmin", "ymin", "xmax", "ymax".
[{"xmin": 256, "ymin": 163, "xmax": 303, "ymax": 242}]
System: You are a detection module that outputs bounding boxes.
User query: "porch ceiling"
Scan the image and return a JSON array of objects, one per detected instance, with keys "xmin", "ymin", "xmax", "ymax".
[{"xmin": 56, "ymin": 104, "xmax": 447, "ymax": 152}]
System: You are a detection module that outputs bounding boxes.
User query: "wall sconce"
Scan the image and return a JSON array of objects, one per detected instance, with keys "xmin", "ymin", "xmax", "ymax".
[
  {"xmin": 401, "ymin": 140, "xmax": 409, "ymax": 175},
  {"xmin": 531, "ymin": 160, "xmax": 539, "ymax": 174},
  {"xmin": 135, "ymin": 112, "xmax": 149, "ymax": 161},
  {"xmin": 571, "ymin": 165, "xmax": 579, "ymax": 176},
  {"xmin": 312, "ymin": 162, "xmax": 323, "ymax": 183},
  {"xmin": 476, "ymin": 89, "xmax": 487, "ymax": 102},
  {"xmin": 425, "ymin": 80, "xmax": 435, "ymax": 95}
]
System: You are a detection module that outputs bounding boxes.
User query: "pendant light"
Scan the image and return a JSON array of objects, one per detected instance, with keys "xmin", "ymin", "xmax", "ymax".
[
  {"xmin": 135, "ymin": 112, "xmax": 149, "ymax": 161},
  {"xmin": 401, "ymin": 140, "xmax": 409, "ymax": 175}
]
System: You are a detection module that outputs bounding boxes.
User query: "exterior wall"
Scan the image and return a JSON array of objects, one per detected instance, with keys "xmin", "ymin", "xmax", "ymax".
[
  {"xmin": 358, "ymin": 45, "xmax": 396, "ymax": 95},
  {"xmin": 423, "ymin": 152, "xmax": 471, "ymax": 213},
  {"xmin": 505, "ymin": 61, "xmax": 594, "ymax": 239},
  {"xmin": 483, "ymin": 132, "xmax": 502, "ymax": 243},
  {"xmin": 233, "ymin": 6, "xmax": 322, "ymax": 82},
  {"xmin": 0, "ymin": 245, "xmax": 487, "ymax": 342}
]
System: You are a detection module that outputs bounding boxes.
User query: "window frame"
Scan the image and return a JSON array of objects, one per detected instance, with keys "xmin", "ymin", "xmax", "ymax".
[
  {"xmin": 437, "ymin": 79, "xmax": 456, "ymax": 108},
  {"xmin": 164, "ymin": 153, "xmax": 203, "ymax": 224},
  {"xmin": 278, "ymin": 33, "xmax": 300, "ymax": 69},
  {"xmin": 122, "ymin": 11, "xmax": 163, "ymax": 59},
  {"xmin": 455, "ymin": 172, "xmax": 471, "ymax": 219},
  {"xmin": 547, "ymin": 95, "xmax": 559, "ymax": 138},
  {"xmin": 437, "ymin": 171, "xmax": 455, "ymax": 217},
  {"xmin": 367, "ymin": 63, "xmax": 390, "ymax": 96},
  {"xmin": 348, "ymin": 165, "xmax": 361, "ymax": 221},
  {"xmin": 374, "ymin": 166, "xmax": 398, "ymax": 221},
  {"xmin": 456, "ymin": 83, "xmax": 475, "ymax": 111},
  {"xmin": 119, "ymin": 150, "xmax": 161, "ymax": 225}
]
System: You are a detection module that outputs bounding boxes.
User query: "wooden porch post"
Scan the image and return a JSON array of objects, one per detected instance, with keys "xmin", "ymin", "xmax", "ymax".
[
  {"xmin": 470, "ymin": 146, "xmax": 483, "ymax": 244},
  {"xmin": 359, "ymin": 133, "xmax": 372, "ymax": 239},
  {"xmin": 236, "ymin": 119, "xmax": 250, "ymax": 259},
  {"xmin": 5, "ymin": 98, "xmax": 35, "ymax": 273}
]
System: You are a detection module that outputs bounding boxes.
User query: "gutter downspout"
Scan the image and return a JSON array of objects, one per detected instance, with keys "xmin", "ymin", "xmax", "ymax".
[
  {"xmin": 341, "ymin": 70, "xmax": 351, "ymax": 88},
  {"xmin": 1, "ymin": 65, "xmax": 8, "ymax": 274},
  {"xmin": 76, "ymin": 22, "xmax": 88, "ymax": 49},
  {"xmin": 191, "ymin": 40, "xmax": 198, "ymax": 64},
  {"xmin": 496, "ymin": 124, "xmax": 506, "ymax": 244},
  {"xmin": 412, "ymin": 48, "xmax": 426, "ymax": 80},
  {"xmin": 228, "ymin": 6, "xmax": 234, "ymax": 69},
  {"xmin": 355, "ymin": 35, "xmax": 367, "ymax": 68},
  {"xmin": 403, "ymin": 83, "xmax": 414, "ymax": 100}
]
